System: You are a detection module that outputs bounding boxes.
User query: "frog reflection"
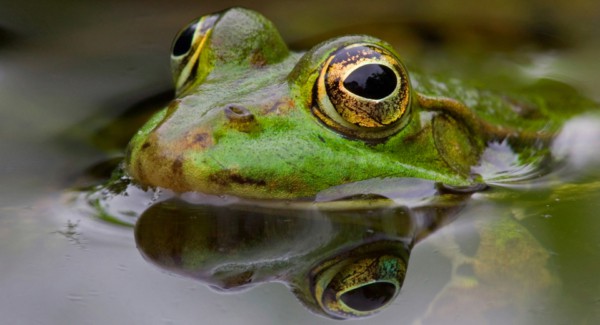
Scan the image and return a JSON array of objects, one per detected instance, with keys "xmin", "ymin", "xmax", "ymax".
[{"xmin": 134, "ymin": 179, "xmax": 471, "ymax": 319}]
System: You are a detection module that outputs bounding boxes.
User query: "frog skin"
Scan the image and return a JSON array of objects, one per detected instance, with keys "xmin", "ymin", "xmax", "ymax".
[
  {"xmin": 107, "ymin": 6, "xmax": 597, "ymax": 321},
  {"xmin": 125, "ymin": 8, "xmax": 583, "ymax": 201}
]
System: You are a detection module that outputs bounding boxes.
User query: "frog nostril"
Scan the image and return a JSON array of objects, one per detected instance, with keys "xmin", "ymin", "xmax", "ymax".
[
  {"xmin": 224, "ymin": 105, "xmax": 254, "ymax": 122},
  {"xmin": 224, "ymin": 105, "xmax": 259, "ymax": 133}
]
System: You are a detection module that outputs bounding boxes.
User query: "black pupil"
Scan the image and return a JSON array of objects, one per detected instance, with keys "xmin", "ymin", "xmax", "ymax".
[
  {"xmin": 343, "ymin": 64, "xmax": 397, "ymax": 100},
  {"xmin": 339, "ymin": 282, "xmax": 396, "ymax": 312},
  {"xmin": 172, "ymin": 23, "xmax": 197, "ymax": 56}
]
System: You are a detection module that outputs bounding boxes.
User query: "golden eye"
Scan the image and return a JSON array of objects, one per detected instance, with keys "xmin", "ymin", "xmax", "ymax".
[
  {"xmin": 313, "ymin": 44, "xmax": 412, "ymax": 140},
  {"xmin": 311, "ymin": 251, "xmax": 407, "ymax": 318},
  {"xmin": 170, "ymin": 14, "xmax": 219, "ymax": 96}
]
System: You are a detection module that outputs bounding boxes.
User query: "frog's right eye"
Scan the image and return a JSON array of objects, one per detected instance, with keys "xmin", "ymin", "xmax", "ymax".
[
  {"xmin": 170, "ymin": 14, "xmax": 219, "ymax": 96},
  {"xmin": 312, "ymin": 43, "xmax": 412, "ymax": 140}
]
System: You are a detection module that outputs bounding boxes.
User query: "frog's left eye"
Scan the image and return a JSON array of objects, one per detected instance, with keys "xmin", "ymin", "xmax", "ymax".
[
  {"xmin": 170, "ymin": 14, "xmax": 219, "ymax": 96},
  {"xmin": 313, "ymin": 44, "xmax": 412, "ymax": 140},
  {"xmin": 312, "ymin": 253, "xmax": 406, "ymax": 318}
]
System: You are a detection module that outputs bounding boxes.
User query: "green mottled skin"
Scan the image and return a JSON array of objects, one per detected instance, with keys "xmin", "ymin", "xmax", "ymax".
[{"xmin": 125, "ymin": 8, "xmax": 588, "ymax": 200}]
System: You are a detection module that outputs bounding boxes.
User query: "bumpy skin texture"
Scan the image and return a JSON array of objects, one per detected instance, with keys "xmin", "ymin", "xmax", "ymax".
[{"xmin": 125, "ymin": 8, "xmax": 586, "ymax": 199}]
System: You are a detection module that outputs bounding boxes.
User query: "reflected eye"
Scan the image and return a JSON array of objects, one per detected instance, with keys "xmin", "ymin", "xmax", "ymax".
[
  {"xmin": 312, "ymin": 253, "xmax": 407, "ymax": 318},
  {"xmin": 170, "ymin": 14, "xmax": 219, "ymax": 95},
  {"xmin": 339, "ymin": 281, "xmax": 397, "ymax": 312},
  {"xmin": 313, "ymin": 44, "xmax": 412, "ymax": 140}
]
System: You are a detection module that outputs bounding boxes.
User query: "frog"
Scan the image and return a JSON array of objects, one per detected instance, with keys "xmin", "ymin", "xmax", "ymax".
[
  {"xmin": 91, "ymin": 6, "xmax": 599, "ymax": 321},
  {"xmin": 126, "ymin": 8, "xmax": 590, "ymax": 201}
]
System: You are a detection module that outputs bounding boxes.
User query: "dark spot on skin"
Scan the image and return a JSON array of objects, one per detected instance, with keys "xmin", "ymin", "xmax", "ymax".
[
  {"xmin": 141, "ymin": 142, "xmax": 151, "ymax": 150},
  {"xmin": 194, "ymin": 133, "xmax": 207, "ymax": 143},
  {"xmin": 250, "ymin": 50, "xmax": 267, "ymax": 67},
  {"xmin": 182, "ymin": 129, "xmax": 213, "ymax": 150},
  {"xmin": 229, "ymin": 173, "xmax": 266, "ymax": 186},
  {"xmin": 318, "ymin": 135, "xmax": 326, "ymax": 143},
  {"xmin": 171, "ymin": 157, "xmax": 183, "ymax": 175},
  {"xmin": 209, "ymin": 170, "xmax": 267, "ymax": 187}
]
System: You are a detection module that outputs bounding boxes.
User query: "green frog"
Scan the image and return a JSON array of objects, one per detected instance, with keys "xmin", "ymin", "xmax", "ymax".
[
  {"xmin": 92, "ymin": 7, "xmax": 598, "ymax": 321},
  {"xmin": 126, "ymin": 8, "xmax": 589, "ymax": 201}
]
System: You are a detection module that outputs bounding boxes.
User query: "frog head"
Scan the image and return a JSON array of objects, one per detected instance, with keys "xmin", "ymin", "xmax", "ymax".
[{"xmin": 125, "ymin": 7, "xmax": 482, "ymax": 199}]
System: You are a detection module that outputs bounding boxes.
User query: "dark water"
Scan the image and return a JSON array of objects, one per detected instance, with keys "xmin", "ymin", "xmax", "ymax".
[{"xmin": 1, "ymin": 0, "xmax": 599, "ymax": 324}]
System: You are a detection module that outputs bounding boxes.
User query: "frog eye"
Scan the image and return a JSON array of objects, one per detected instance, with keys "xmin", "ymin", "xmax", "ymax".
[
  {"xmin": 313, "ymin": 44, "xmax": 412, "ymax": 140},
  {"xmin": 170, "ymin": 14, "xmax": 219, "ymax": 96},
  {"xmin": 312, "ymin": 254, "xmax": 406, "ymax": 318},
  {"xmin": 172, "ymin": 21, "xmax": 197, "ymax": 56}
]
